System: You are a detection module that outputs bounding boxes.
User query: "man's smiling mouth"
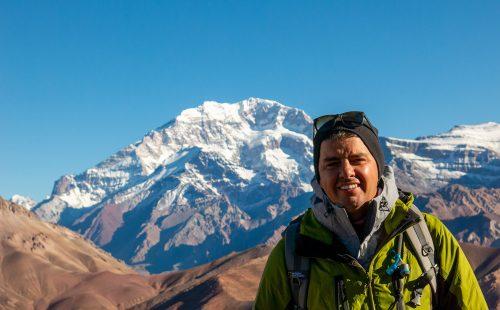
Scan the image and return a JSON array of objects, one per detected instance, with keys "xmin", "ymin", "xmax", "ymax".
[{"xmin": 338, "ymin": 184, "xmax": 359, "ymax": 190}]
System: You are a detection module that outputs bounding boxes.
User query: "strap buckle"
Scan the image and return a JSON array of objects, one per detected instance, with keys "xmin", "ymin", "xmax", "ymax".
[
  {"xmin": 288, "ymin": 271, "xmax": 305, "ymax": 286},
  {"xmin": 411, "ymin": 288, "xmax": 424, "ymax": 306},
  {"xmin": 410, "ymin": 264, "xmax": 439, "ymax": 306}
]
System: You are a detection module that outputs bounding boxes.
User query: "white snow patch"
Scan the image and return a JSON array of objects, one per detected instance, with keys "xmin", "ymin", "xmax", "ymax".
[{"xmin": 10, "ymin": 195, "xmax": 37, "ymax": 210}]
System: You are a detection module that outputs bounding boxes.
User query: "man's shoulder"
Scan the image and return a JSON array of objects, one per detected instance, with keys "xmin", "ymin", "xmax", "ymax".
[
  {"xmin": 418, "ymin": 212, "xmax": 463, "ymax": 258},
  {"xmin": 297, "ymin": 208, "xmax": 334, "ymax": 245},
  {"xmin": 268, "ymin": 237, "xmax": 286, "ymax": 262},
  {"xmin": 421, "ymin": 212, "xmax": 449, "ymax": 234}
]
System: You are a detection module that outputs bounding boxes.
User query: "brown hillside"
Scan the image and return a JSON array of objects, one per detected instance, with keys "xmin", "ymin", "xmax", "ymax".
[
  {"xmin": 132, "ymin": 245, "xmax": 271, "ymax": 310},
  {"xmin": 1, "ymin": 196, "xmax": 498, "ymax": 309},
  {"xmin": 134, "ymin": 244, "xmax": 499, "ymax": 310},
  {"xmin": 0, "ymin": 197, "xmax": 164, "ymax": 309}
]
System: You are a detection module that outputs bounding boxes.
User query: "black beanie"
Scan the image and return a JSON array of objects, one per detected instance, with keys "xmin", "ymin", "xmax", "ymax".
[{"xmin": 313, "ymin": 119, "xmax": 385, "ymax": 181}]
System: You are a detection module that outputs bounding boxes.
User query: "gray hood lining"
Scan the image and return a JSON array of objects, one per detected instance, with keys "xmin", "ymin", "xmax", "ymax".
[{"xmin": 311, "ymin": 165, "xmax": 399, "ymax": 267}]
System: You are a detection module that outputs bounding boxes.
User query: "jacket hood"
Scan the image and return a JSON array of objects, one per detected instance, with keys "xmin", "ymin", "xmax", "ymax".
[{"xmin": 310, "ymin": 165, "xmax": 399, "ymax": 268}]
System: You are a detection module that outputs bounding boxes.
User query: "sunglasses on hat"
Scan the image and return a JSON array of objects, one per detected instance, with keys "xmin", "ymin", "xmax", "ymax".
[{"xmin": 313, "ymin": 111, "xmax": 377, "ymax": 138}]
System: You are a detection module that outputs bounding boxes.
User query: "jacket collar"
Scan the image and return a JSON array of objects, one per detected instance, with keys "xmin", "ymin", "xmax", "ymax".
[{"xmin": 295, "ymin": 201, "xmax": 421, "ymax": 264}]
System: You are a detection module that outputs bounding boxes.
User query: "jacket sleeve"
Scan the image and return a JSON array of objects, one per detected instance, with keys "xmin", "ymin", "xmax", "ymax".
[
  {"xmin": 424, "ymin": 214, "xmax": 488, "ymax": 309},
  {"xmin": 254, "ymin": 240, "xmax": 292, "ymax": 310}
]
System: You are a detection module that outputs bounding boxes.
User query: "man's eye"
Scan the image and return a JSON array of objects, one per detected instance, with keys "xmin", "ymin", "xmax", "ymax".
[
  {"xmin": 351, "ymin": 158, "xmax": 365, "ymax": 164},
  {"xmin": 326, "ymin": 161, "xmax": 339, "ymax": 167}
]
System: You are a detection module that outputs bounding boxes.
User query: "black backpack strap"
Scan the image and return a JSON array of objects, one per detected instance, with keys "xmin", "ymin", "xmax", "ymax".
[
  {"xmin": 284, "ymin": 221, "xmax": 310, "ymax": 310},
  {"xmin": 334, "ymin": 276, "xmax": 350, "ymax": 310},
  {"xmin": 392, "ymin": 233, "xmax": 406, "ymax": 310}
]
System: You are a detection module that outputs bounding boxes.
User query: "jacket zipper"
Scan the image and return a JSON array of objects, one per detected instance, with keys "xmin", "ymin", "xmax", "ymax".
[
  {"xmin": 366, "ymin": 217, "xmax": 420, "ymax": 309},
  {"xmin": 341, "ymin": 217, "xmax": 420, "ymax": 309},
  {"xmin": 310, "ymin": 215, "xmax": 420, "ymax": 309},
  {"xmin": 329, "ymin": 256, "xmax": 372, "ymax": 308}
]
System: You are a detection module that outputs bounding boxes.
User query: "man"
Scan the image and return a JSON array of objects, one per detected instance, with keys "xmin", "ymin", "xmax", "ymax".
[{"xmin": 254, "ymin": 111, "xmax": 487, "ymax": 309}]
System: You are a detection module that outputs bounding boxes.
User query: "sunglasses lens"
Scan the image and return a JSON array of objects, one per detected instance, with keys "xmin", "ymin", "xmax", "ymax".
[
  {"xmin": 339, "ymin": 112, "xmax": 365, "ymax": 127},
  {"xmin": 313, "ymin": 111, "xmax": 366, "ymax": 136},
  {"xmin": 314, "ymin": 115, "xmax": 336, "ymax": 131}
]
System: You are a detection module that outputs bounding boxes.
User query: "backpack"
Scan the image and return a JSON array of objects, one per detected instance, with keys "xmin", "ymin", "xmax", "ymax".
[{"xmin": 284, "ymin": 204, "xmax": 439, "ymax": 310}]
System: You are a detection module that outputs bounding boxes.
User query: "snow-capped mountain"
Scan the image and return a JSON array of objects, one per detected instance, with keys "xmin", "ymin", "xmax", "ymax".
[
  {"xmin": 382, "ymin": 122, "xmax": 499, "ymax": 193},
  {"xmin": 33, "ymin": 98, "xmax": 500, "ymax": 272},
  {"xmin": 34, "ymin": 98, "xmax": 313, "ymax": 272},
  {"xmin": 10, "ymin": 194, "xmax": 37, "ymax": 210}
]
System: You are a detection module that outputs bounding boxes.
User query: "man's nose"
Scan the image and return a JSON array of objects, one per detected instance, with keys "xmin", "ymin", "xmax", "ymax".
[{"xmin": 340, "ymin": 160, "xmax": 355, "ymax": 178}]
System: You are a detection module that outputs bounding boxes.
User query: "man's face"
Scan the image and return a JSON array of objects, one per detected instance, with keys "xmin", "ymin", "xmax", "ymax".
[{"xmin": 318, "ymin": 136, "xmax": 379, "ymax": 218}]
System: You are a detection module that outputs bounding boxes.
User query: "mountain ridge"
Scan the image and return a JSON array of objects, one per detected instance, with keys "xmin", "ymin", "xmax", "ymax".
[{"xmin": 31, "ymin": 98, "xmax": 499, "ymax": 272}]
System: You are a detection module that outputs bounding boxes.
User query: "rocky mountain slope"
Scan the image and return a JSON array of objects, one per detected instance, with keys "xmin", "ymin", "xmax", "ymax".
[
  {"xmin": 414, "ymin": 185, "xmax": 500, "ymax": 247},
  {"xmin": 31, "ymin": 98, "xmax": 500, "ymax": 273},
  {"xmin": 33, "ymin": 99, "xmax": 314, "ymax": 272},
  {"xmin": 0, "ymin": 196, "xmax": 166, "ymax": 309},
  {"xmin": 131, "ymin": 246, "xmax": 271, "ymax": 310}
]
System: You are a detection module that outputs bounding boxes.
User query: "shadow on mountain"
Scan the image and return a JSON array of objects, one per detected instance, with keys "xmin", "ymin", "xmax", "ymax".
[
  {"xmin": 450, "ymin": 159, "xmax": 500, "ymax": 188},
  {"xmin": 443, "ymin": 213, "xmax": 499, "ymax": 248},
  {"xmin": 102, "ymin": 176, "xmax": 181, "ymax": 261},
  {"xmin": 144, "ymin": 191, "xmax": 311, "ymax": 273}
]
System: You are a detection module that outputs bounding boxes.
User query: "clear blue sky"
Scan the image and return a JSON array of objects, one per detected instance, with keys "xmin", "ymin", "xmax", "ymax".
[{"xmin": 1, "ymin": 1, "xmax": 499, "ymax": 201}]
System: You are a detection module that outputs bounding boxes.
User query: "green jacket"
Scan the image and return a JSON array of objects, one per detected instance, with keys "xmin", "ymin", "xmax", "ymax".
[{"xmin": 254, "ymin": 190, "xmax": 487, "ymax": 309}]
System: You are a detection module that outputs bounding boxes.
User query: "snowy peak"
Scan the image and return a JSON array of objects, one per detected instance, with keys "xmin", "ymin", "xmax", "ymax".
[
  {"xmin": 383, "ymin": 122, "xmax": 500, "ymax": 193},
  {"xmin": 177, "ymin": 98, "xmax": 310, "ymax": 133},
  {"xmin": 169, "ymin": 98, "xmax": 311, "ymax": 147},
  {"xmin": 34, "ymin": 99, "xmax": 313, "ymax": 223},
  {"xmin": 414, "ymin": 122, "xmax": 500, "ymax": 153},
  {"xmin": 33, "ymin": 99, "xmax": 315, "ymax": 271},
  {"xmin": 10, "ymin": 195, "xmax": 37, "ymax": 210},
  {"xmin": 138, "ymin": 98, "xmax": 313, "ymax": 184}
]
